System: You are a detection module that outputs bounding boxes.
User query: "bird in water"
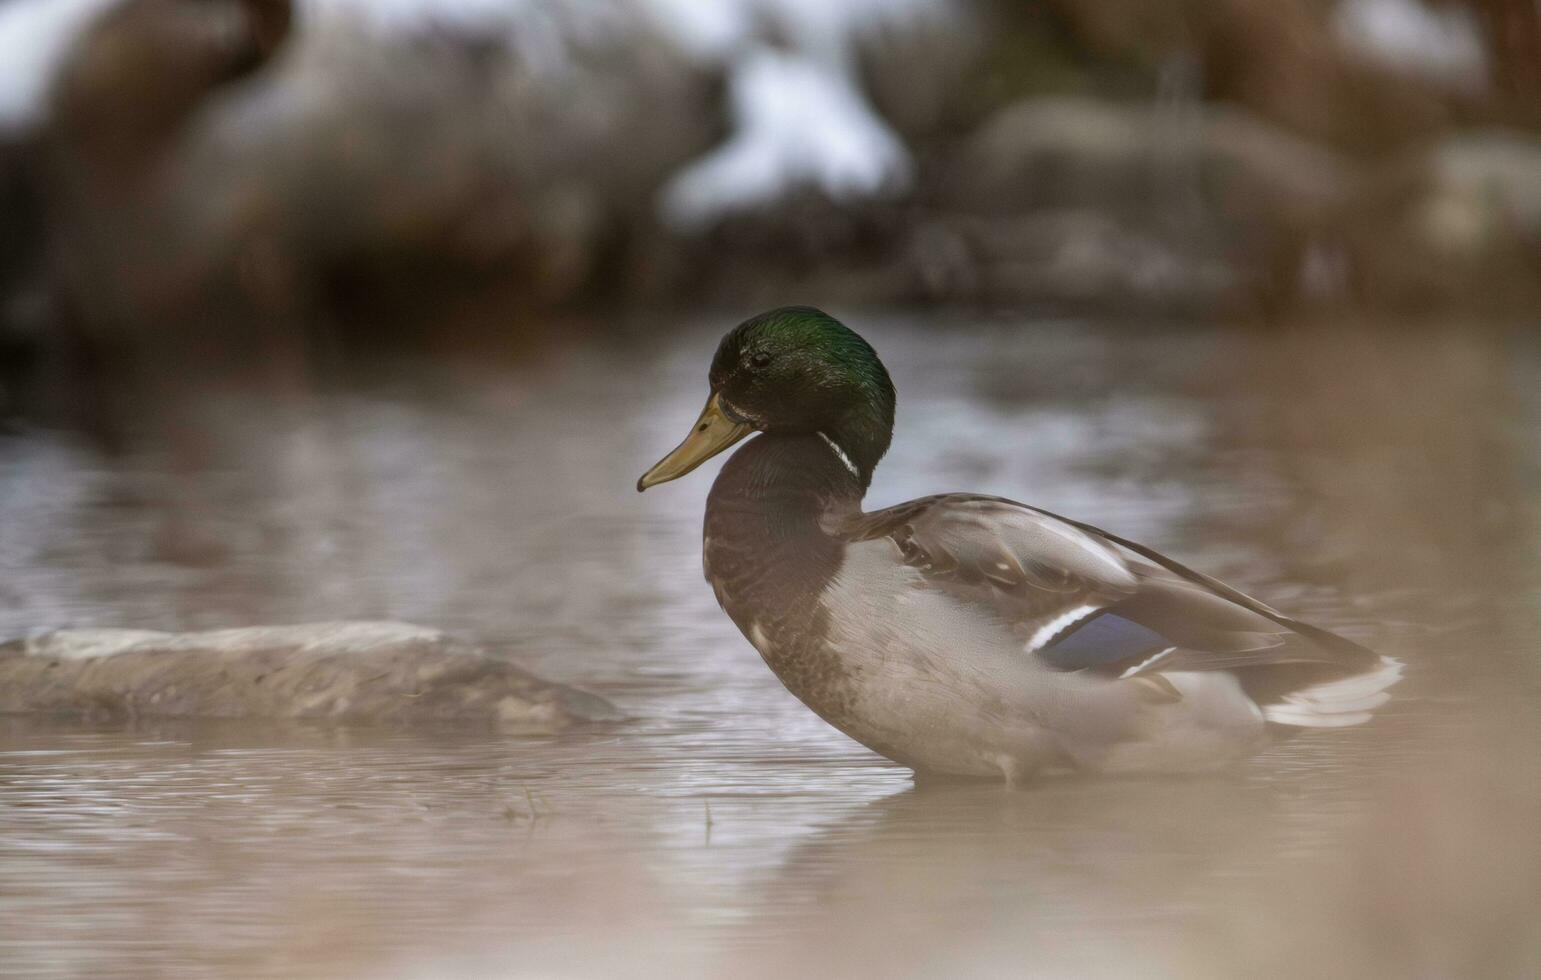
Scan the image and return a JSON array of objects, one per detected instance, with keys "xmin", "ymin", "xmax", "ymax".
[{"xmin": 638, "ymin": 307, "xmax": 1401, "ymax": 783}]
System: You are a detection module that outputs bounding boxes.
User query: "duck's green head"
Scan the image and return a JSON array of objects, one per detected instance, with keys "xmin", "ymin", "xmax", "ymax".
[{"xmin": 638, "ymin": 306, "xmax": 895, "ymax": 492}]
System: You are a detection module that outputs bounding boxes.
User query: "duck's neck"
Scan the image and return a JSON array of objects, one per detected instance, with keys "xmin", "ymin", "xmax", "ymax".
[
  {"xmin": 710, "ymin": 432, "xmax": 867, "ymax": 518},
  {"xmin": 704, "ymin": 433, "xmax": 866, "ymax": 611}
]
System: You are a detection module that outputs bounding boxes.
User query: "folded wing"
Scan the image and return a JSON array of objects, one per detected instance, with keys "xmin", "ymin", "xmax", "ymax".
[{"xmin": 843, "ymin": 494, "xmax": 1400, "ymax": 726}]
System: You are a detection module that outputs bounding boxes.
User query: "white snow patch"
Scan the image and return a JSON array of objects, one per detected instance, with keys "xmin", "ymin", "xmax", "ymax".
[
  {"xmin": 1334, "ymin": 0, "xmax": 1488, "ymax": 89},
  {"xmin": 0, "ymin": 0, "xmax": 118, "ymax": 127},
  {"xmin": 659, "ymin": 45, "xmax": 911, "ymax": 227}
]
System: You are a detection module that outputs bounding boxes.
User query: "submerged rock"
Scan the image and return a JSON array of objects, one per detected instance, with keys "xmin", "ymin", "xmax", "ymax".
[{"xmin": 0, "ymin": 621, "xmax": 620, "ymax": 731}]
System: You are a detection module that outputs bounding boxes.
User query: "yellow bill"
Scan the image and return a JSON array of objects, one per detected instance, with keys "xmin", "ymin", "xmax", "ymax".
[{"xmin": 637, "ymin": 391, "xmax": 753, "ymax": 491}]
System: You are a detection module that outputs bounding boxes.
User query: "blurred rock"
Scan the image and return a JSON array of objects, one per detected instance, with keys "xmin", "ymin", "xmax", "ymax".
[
  {"xmin": 957, "ymin": 95, "xmax": 1354, "ymax": 218},
  {"xmin": 924, "ymin": 95, "xmax": 1362, "ymax": 310},
  {"xmin": 31, "ymin": 0, "xmax": 722, "ymax": 354},
  {"xmin": 1422, "ymin": 129, "xmax": 1541, "ymax": 244},
  {"xmin": 1043, "ymin": 0, "xmax": 1461, "ymax": 155},
  {"xmin": 1345, "ymin": 128, "xmax": 1541, "ymax": 311},
  {"xmin": 0, "ymin": 621, "xmax": 621, "ymax": 730},
  {"xmin": 926, "ymin": 94, "xmax": 1541, "ymax": 312},
  {"xmin": 1467, "ymin": 0, "xmax": 1541, "ymax": 122},
  {"xmin": 855, "ymin": 0, "xmax": 986, "ymax": 145}
]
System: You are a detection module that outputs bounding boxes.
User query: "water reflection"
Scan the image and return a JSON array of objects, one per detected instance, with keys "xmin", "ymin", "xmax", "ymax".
[{"xmin": 1, "ymin": 314, "xmax": 1538, "ymax": 978}]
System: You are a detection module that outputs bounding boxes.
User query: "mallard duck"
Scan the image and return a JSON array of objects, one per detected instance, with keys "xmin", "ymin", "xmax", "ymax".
[{"xmin": 638, "ymin": 307, "xmax": 1401, "ymax": 782}]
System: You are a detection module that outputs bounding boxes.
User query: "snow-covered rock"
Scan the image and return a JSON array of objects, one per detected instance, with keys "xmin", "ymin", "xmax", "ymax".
[
  {"xmin": 0, "ymin": 0, "xmax": 952, "ymax": 225},
  {"xmin": 0, "ymin": 621, "xmax": 620, "ymax": 730}
]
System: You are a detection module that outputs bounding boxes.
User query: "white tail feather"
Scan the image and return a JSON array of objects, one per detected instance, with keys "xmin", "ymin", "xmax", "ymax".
[{"xmin": 1260, "ymin": 656, "xmax": 1403, "ymax": 729}]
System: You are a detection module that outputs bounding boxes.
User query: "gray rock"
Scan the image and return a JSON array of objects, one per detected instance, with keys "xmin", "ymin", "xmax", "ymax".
[
  {"xmin": 1340, "ymin": 129, "xmax": 1541, "ymax": 311},
  {"xmin": 935, "ymin": 95, "xmax": 1368, "ymax": 309},
  {"xmin": 1415, "ymin": 131, "xmax": 1541, "ymax": 248},
  {"xmin": 955, "ymin": 95, "xmax": 1357, "ymax": 229},
  {"xmin": 34, "ymin": 0, "xmax": 723, "ymax": 342},
  {"xmin": 0, "ymin": 621, "xmax": 621, "ymax": 731}
]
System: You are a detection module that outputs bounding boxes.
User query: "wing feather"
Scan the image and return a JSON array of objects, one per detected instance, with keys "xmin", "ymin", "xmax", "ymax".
[
  {"xmin": 845, "ymin": 495, "xmax": 1137, "ymax": 649},
  {"xmin": 840, "ymin": 494, "xmax": 1383, "ymax": 692}
]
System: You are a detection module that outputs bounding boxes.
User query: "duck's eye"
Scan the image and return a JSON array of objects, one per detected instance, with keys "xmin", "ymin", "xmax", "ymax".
[{"xmin": 749, "ymin": 352, "xmax": 773, "ymax": 370}]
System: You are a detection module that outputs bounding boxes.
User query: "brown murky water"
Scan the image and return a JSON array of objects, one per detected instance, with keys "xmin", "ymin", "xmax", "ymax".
[{"xmin": 2, "ymin": 314, "xmax": 1539, "ymax": 978}]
